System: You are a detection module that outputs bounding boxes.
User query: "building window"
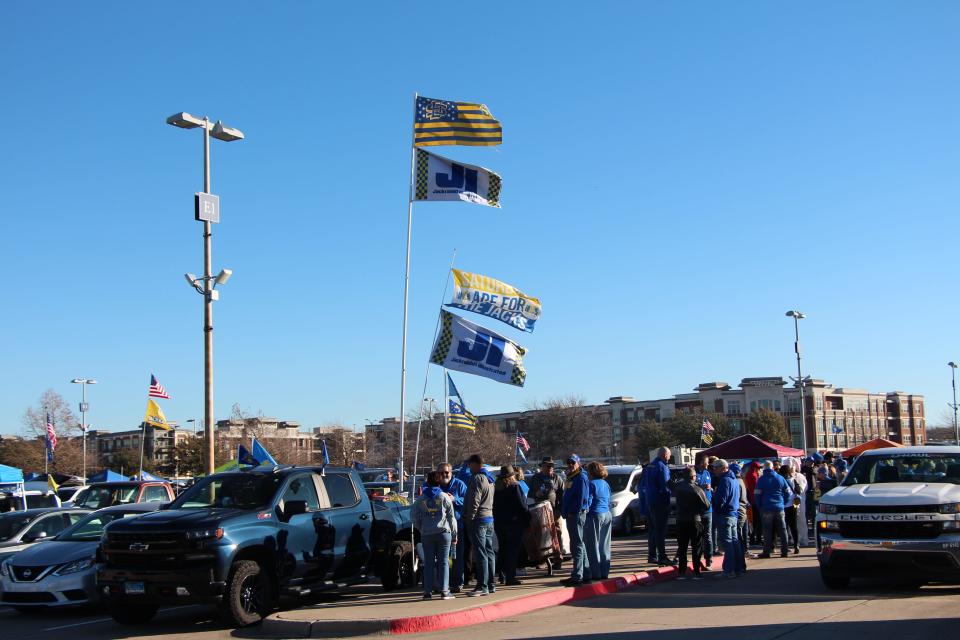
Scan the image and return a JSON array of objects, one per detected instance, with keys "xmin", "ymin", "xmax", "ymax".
[
  {"xmin": 818, "ymin": 435, "xmax": 827, "ymax": 448},
  {"xmin": 816, "ymin": 418, "xmax": 825, "ymax": 434},
  {"xmin": 750, "ymin": 401, "xmax": 757, "ymax": 412},
  {"xmin": 787, "ymin": 398, "xmax": 801, "ymax": 413},
  {"xmin": 622, "ymin": 427, "xmax": 631, "ymax": 439},
  {"xmin": 726, "ymin": 400, "xmax": 741, "ymax": 415},
  {"xmin": 774, "ymin": 400, "xmax": 782, "ymax": 412},
  {"xmin": 815, "ymin": 396, "xmax": 823, "ymax": 411},
  {"xmin": 789, "ymin": 418, "xmax": 802, "ymax": 435}
]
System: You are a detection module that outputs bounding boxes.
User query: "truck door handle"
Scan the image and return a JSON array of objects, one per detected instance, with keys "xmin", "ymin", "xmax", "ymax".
[{"xmin": 359, "ymin": 513, "xmax": 369, "ymax": 520}]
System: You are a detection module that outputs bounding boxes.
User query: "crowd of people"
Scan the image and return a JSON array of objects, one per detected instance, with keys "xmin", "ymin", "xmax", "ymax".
[{"xmin": 409, "ymin": 447, "xmax": 852, "ymax": 598}]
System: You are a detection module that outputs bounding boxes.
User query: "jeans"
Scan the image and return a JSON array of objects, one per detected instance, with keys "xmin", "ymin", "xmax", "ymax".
[
  {"xmin": 718, "ymin": 514, "xmax": 740, "ymax": 575},
  {"xmin": 495, "ymin": 523, "xmax": 524, "ymax": 582},
  {"xmin": 675, "ymin": 520, "xmax": 703, "ymax": 575},
  {"xmin": 565, "ymin": 510, "xmax": 587, "ymax": 581},
  {"xmin": 422, "ymin": 532, "xmax": 452, "ymax": 596},
  {"xmin": 584, "ymin": 511, "xmax": 612, "ymax": 580},
  {"xmin": 784, "ymin": 506, "xmax": 799, "ymax": 549},
  {"xmin": 470, "ymin": 521, "xmax": 496, "ymax": 592},
  {"xmin": 762, "ymin": 510, "xmax": 789, "ymax": 556},
  {"xmin": 646, "ymin": 504, "xmax": 669, "ymax": 563},
  {"xmin": 701, "ymin": 511, "xmax": 713, "ymax": 562},
  {"xmin": 450, "ymin": 520, "xmax": 465, "ymax": 589}
]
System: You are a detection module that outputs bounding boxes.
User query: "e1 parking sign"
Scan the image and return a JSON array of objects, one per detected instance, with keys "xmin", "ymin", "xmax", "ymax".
[{"xmin": 195, "ymin": 192, "xmax": 220, "ymax": 223}]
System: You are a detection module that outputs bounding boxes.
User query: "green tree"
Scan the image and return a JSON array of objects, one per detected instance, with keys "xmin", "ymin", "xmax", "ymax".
[
  {"xmin": 664, "ymin": 412, "xmax": 732, "ymax": 447},
  {"xmin": 744, "ymin": 408, "xmax": 790, "ymax": 445},
  {"xmin": 632, "ymin": 420, "xmax": 673, "ymax": 462}
]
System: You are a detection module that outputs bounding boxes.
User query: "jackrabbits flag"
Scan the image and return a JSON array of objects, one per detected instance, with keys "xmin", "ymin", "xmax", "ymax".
[
  {"xmin": 413, "ymin": 149, "xmax": 501, "ymax": 207},
  {"xmin": 414, "ymin": 96, "xmax": 502, "ymax": 147},
  {"xmin": 447, "ymin": 373, "xmax": 478, "ymax": 430},
  {"xmin": 448, "ymin": 269, "xmax": 541, "ymax": 333},
  {"xmin": 144, "ymin": 399, "xmax": 170, "ymax": 430},
  {"xmin": 431, "ymin": 310, "xmax": 527, "ymax": 387}
]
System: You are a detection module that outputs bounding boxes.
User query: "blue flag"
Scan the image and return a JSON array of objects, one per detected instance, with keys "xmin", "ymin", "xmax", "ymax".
[
  {"xmin": 831, "ymin": 422, "xmax": 843, "ymax": 434},
  {"xmin": 238, "ymin": 444, "xmax": 257, "ymax": 467},
  {"xmin": 321, "ymin": 439, "xmax": 330, "ymax": 466},
  {"xmin": 251, "ymin": 438, "xmax": 278, "ymax": 466},
  {"xmin": 516, "ymin": 446, "xmax": 527, "ymax": 464}
]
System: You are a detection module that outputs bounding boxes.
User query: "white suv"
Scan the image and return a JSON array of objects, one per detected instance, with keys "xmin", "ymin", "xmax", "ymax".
[{"xmin": 816, "ymin": 446, "xmax": 960, "ymax": 589}]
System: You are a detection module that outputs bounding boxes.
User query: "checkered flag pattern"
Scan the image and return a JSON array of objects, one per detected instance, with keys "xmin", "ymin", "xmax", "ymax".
[
  {"xmin": 414, "ymin": 149, "xmax": 429, "ymax": 200},
  {"xmin": 487, "ymin": 173, "xmax": 501, "ymax": 207},
  {"xmin": 430, "ymin": 310, "xmax": 454, "ymax": 365}
]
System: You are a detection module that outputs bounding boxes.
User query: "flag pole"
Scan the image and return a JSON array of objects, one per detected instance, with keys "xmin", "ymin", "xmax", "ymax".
[
  {"xmin": 138, "ymin": 421, "xmax": 146, "ymax": 480},
  {"xmin": 398, "ymin": 92, "xmax": 419, "ymax": 495},
  {"xmin": 444, "ymin": 371, "xmax": 449, "ymax": 463}
]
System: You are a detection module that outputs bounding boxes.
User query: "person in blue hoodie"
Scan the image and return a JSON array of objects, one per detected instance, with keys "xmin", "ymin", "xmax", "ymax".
[
  {"xmin": 412, "ymin": 471, "xmax": 458, "ymax": 600},
  {"xmin": 754, "ymin": 460, "xmax": 794, "ymax": 558},
  {"xmin": 560, "ymin": 453, "xmax": 591, "ymax": 585},
  {"xmin": 710, "ymin": 458, "xmax": 743, "ymax": 578},
  {"xmin": 438, "ymin": 462, "xmax": 468, "ymax": 592},
  {"xmin": 643, "ymin": 447, "xmax": 674, "ymax": 566}
]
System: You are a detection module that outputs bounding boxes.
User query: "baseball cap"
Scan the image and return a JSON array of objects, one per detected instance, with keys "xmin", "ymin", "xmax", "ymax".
[{"xmin": 566, "ymin": 454, "xmax": 581, "ymax": 464}]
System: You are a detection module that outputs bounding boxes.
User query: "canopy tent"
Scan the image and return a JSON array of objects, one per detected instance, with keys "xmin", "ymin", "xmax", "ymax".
[
  {"xmin": 88, "ymin": 469, "xmax": 128, "ymax": 483},
  {"xmin": 842, "ymin": 438, "xmax": 903, "ymax": 458},
  {"xmin": 697, "ymin": 433, "xmax": 805, "ymax": 462},
  {"xmin": 0, "ymin": 464, "xmax": 24, "ymax": 483},
  {"xmin": 132, "ymin": 471, "xmax": 165, "ymax": 482}
]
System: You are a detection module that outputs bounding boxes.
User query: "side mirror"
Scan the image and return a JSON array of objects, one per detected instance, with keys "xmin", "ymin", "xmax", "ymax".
[
  {"xmin": 25, "ymin": 530, "xmax": 48, "ymax": 543},
  {"xmin": 283, "ymin": 500, "xmax": 308, "ymax": 521},
  {"xmin": 159, "ymin": 502, "xmax": 171, "ymax": 510}
]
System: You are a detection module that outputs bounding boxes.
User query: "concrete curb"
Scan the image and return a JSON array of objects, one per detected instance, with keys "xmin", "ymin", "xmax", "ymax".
[{"xmin": 261, "ymin": 558, "xmax": 723, "ymax": 638}]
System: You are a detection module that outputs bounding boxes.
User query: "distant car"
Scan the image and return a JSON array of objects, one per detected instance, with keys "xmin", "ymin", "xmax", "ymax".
[
  {"xmin": 0, "ymin": 508, "xmax": 92, "ymax": 563},
  {"xmin": 73, "ymin": 481, "xmax": 174, "ymax": 509},
  {"xmin": 605, "ymin": 465, "xmax": 644, "ymax": 535},
  {"xmin": 0, "ymin": 503, "xmax": 162, "ymax": 610},
  {"xmin": 56, "ymin": 486, "xmax": 87, "ymax": 506}
]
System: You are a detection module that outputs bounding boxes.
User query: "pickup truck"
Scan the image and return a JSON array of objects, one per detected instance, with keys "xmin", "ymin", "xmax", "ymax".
[
  {"xmin": 816, "ymin": 445, "xmax": 960, "ymax": 589},
  {"xmin": 97, "ymin": 466, "xmax": 414, "ymax": 627},
  {"xmin": 73, "ymin": 481, "xmax": 175, "ymax": 509}
]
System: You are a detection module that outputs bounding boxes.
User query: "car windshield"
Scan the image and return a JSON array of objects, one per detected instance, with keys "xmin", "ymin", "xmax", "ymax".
[
  {"xmin": 76, "ymin": 485, "xmax": 138, "ymax": 509},
  {"xmin": 171, "ymin": 474, "xmax": 282, "ymax": 510},
  {"xmin": 57, "ymin": 510, "xmax": 146, "ymax": 542},
  {"xmin": 844, "ymin": 454, "xmax": 960, "ymax": 485},
  {"xmin": 0, "ymin": 513, "xmax": 33, "ymax": 541},
  {"xmin": 606, "ymin": 473, "xmax": 632, "ymax": 493}
]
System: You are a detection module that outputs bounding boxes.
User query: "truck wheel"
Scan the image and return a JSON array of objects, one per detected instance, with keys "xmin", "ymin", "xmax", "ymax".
[
  {"xmin": 820, "ymin": 569, "xmax": 850, "ymax": 590},
  {"xmin": 111, "ymin": 604, "xmax": 158, "ymax": 625},
  {"xmin": 220, "ymin": 559, "xmax": 274, "ymax": 627},
  {"xmin": 381, "ymin": 541, "xmax": 417, "ymax": 591},
  {"xmin": 621, "ymin": 511, "xmax": 635, "ymax": 536}
]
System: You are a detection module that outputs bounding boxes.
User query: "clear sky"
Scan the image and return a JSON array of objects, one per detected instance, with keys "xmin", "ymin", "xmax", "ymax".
[{"xmin": 2, "ymin": 2, "xmax": 958, "ymax": 436}]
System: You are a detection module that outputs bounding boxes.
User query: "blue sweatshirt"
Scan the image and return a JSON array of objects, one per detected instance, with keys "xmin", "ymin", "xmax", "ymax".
[
  {"xmin": 755, "ymin": 469, "xmax": 794, "ymax": 512},
  {"xmin": 561, "ymin": 467, "xmax": 591, "ymax": 515},
  {"xmin": 642, "ymin": 458, "xmax": 672, "ymax": 509},
  {"xmin": 696, "ymin": 469, "xmax": 713, "ymax": 514},
  {"xmin": 712, "ymin": 470, "xmax": 740, "ymax": 517},
  {"xmin": 588, "ymin": 478, "xmax": 611, "ymax": 514},
  {"xmin": 440, "ymin": 476, "xmax": 467, "ymax": 521}
]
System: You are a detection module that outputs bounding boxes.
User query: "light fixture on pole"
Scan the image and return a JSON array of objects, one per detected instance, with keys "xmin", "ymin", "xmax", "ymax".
[
  {"xmin": 70, "ymin": 378, "xmax": 97, "ymax": 480},
  {"xmin": 785, "ymin": 310, "xmax": 809, "ymax": 453},
  {"xmin": 167, "ymin": 111, "xmax": 244, "ymax": 475},
  {"xmin": 950, "ymin": 362, "xmax": 959, "ymax": 446}
]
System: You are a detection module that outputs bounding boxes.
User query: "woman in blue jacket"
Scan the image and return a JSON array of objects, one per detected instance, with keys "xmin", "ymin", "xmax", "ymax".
[{"xmin": 584, "ymin": 461, "xmax": 613, "ymax": 581}]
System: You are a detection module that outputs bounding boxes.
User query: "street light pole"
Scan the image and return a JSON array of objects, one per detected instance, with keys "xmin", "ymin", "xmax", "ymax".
[
  {"xmin": 786, "ymin": 311, "xmax": 808, "ymax": 453},
  {"xmin": 167, "ymin": 112, "xmax": 243, "ymax": 476},
  {"xmin": 949, "ymin": 362, "xmax": 958, "ymax": 446},
  {"xmin": 70, "ymin": 378, "xmax": 97, "ymax": 480}
]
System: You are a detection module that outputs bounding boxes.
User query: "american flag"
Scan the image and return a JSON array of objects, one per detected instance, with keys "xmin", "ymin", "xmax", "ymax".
[
  {"xmin": 702, "ymin": 419, "xmax": 715, "ymax": 432},
  {"xmin": 516, "ymin": 432, "xmax": 530, "ymax": 452},
  {"xmin": 149, "ymin": 374, "xmax": 170, "ymax": 399},
  {"xmin": 45, "ymin": 413, "xmax": 57, "ymax": 452}
]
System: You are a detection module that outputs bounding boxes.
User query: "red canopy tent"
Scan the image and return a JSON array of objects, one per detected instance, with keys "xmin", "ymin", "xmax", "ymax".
[
  {"xmin": 842, "ymin": 437, "xmax": 902, "ymax": 458},
  {"xmin": 696, "ymin": 433, "xmax": 805, "ymax": 462}
]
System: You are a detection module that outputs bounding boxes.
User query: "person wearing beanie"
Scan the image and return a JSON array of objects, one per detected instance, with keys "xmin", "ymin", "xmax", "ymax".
[
  {"xmin": 493, "ymin": 465, "xmax": 530, "ymax": 585},
  {"xmin": 755, "ymin": 460, "xmax": 794, "ymax": 558},
  {"xmin": 561, "ymin": 453, "xmax": 592, "ymax": 585},
  {"xmin": 729, "ymin": 463, "xmax": 750, "ymax": 566},
  {"xmin": 463, "ymin": 454, "xmax": 496, "ymax": 597},
  {"xmin": 710, "ymin": 458, "xmax": 743, "ymax": 578}
]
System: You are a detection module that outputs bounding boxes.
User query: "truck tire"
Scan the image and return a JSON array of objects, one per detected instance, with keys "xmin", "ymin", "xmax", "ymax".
[
  {"xmin": 620, "ymin": 511, "xmax": 635, "ymax": 536},
  {"xmin": 220, "ymin": 559, "xmax": 274, "ymax": 627},
  {"xmin": 381, "ymin": 541, "xmax": 417, "ymax": 591},
  {"xmin": 820, "ymin": 568, "xmax": 850, "ymax": 590},
  {"xmin": 111, "ymin": 604, "xmax": 158, "ymax": 625}
]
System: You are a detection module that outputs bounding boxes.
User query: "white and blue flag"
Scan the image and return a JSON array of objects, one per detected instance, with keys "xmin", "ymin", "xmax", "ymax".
[{"xmin": 430, "ymin": 310, "xmax": 527, "ymax": 387}]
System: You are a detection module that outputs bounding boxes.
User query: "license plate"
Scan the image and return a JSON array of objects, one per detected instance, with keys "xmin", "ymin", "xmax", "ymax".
[{"xmin": 124, "ymin": 581, "xmax": 145, "ymax": 595}]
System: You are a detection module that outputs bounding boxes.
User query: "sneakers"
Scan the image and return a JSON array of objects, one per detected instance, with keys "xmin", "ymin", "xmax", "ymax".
[
  {"xmin": 781, "ymin": 552, "xmax": 789, "ymax": 558},
  {"xmin": 793, "ymin": 547, "xmax": 800, "ymax": 555},
  {"xmin": 505, "ymin": 579, "xmax": 523, "ymax": 586},
  {"xmin": 441, "ymin": 593, "xmax": 455, "ymax": 600},
  {"xmin": 467, "ymin": 589, "xmax": 488, "ymax": 597},
  {"xmin": 757, "ymin": 553, "xmax": 771, "ymax": 559},
  {"xmin": 450, "ymin": 586, "xmax": 462, "ymax": 593},
  {"xmin": 422, "ymin": 593, "xmax": 433, "ymax": 600}
]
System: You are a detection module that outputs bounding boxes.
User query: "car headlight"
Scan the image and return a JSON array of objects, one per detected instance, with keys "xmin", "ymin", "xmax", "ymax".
[
  {"xmin": 943, "ymin": 521, "xmax": 960, "ymax": 531},
  {"xmin": 54, "ymin": 557, "xmax": 94, "ymax": 575},
  {"xmin": 818, "ymin": 521, "xmax": 840, "ymax": 531},
  {"xmin": 818, "ymin": 503, "xmax": 838, "ymax": 514},
  {"xmin": 938, "ymin": 503, "xmax": 960, "ymax": 514},
  {"xmin": 0, "ymin": 560, "xmax": 10, "ymax": 578},
  {"xmin": 610, "ymin": 501, "xmax": 619, "ymax": 509},
  {"xmin": 185, "ymin": 528, "xmax": 223, "ymax": 541}
]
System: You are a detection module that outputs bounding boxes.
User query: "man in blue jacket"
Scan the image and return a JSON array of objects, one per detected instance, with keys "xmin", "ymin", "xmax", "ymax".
[
  {"xmin": 643, "ymin": 446, "xmax": 674, "ymax": 566},
  {"xmin": 438, "ymin": 462, "xmax": 468, "ymax": 592},
  {"xmin": 561, "ymin": 453, "xmax": 591, "ymax": 586},
  {"xmin": 754, "ymin": 461, "xmax": 794, "ymax": 558},
  {"xmin": 711, "ymin": 458, "xmax": 743, "ymax": 578}
]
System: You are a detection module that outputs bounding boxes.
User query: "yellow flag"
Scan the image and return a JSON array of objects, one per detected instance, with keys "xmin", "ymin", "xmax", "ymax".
[
  {"xmin": 48, "ymin": 475, "xmax": 59, "ymax": 492},
  {"xmin": 144, "ymin": 398, "xmax": 171, "ymax": 430}
]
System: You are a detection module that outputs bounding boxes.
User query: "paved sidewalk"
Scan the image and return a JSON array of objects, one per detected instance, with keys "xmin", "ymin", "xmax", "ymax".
[{"xmin": 258, "ymin": 534, "xmax": 712, "ymax": 638}]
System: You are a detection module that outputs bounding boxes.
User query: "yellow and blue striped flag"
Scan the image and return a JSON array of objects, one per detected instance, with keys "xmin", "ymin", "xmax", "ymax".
[
  {"xmin": 447, "ymin": 373, "xmax": 478, "ymax": 430},
  {"xmin": 414, "ymin": 96, "xmax": 502, "ymax": 147}
]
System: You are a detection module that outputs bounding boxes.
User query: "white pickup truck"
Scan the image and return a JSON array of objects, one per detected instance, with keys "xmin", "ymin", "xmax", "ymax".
[{"xmin": 815, "ymin": 446, "xmax": 960, "ymax": 589}]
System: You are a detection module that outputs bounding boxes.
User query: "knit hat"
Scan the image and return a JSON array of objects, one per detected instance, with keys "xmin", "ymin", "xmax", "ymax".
[{"xmin": 729, "ymin": 463, "xmax": 742, "ymax": 475}]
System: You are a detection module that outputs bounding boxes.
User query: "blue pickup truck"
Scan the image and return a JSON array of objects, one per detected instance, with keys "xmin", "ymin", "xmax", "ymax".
[{"xmin": 97, "ymin": 466, "xmax": 414, "ymax": 627}]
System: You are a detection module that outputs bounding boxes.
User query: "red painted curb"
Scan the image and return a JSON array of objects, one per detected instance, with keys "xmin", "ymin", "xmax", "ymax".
[{"xmin": 388, "ymin": 556, "xmax": 726, "ymax": 635}]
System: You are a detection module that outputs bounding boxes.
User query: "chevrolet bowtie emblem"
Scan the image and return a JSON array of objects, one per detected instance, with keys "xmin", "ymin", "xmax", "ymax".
[
  {"xmin": 129, "ymin": 543, "xmax": 150, "ymax": 551},
  {"xmin": 23, "ymin": 569, "xmax": 32, "ymax": 577}
]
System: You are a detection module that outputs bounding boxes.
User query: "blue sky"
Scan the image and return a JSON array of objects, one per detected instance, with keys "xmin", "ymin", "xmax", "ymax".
[{"xmin": 2, "ymin": 2, "xmax": 958, "ymax": 435}]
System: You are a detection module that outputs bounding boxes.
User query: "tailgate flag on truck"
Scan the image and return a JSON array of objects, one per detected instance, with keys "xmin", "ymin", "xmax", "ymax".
[{"xmin": 251, "ymin": 438, "xmax": 278, "ymax": 466}]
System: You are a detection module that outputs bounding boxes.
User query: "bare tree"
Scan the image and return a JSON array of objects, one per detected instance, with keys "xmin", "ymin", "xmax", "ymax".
[
  {"xmin": 23, "ymin": 389, "xmax": 79, "ymax": 438},
  {"xmin": 522, "ymin": 396, "xmax": 605, "ymax": 461}
]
